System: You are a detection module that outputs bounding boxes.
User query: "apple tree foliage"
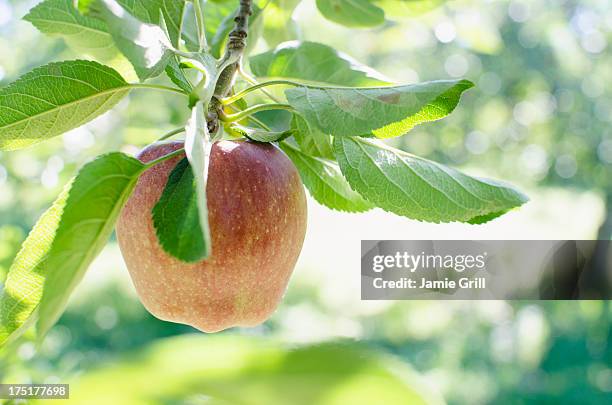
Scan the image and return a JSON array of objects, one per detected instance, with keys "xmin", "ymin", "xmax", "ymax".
[{"xmin": 0, "ymin": 0, "xmax": 527, "ymax": 347}]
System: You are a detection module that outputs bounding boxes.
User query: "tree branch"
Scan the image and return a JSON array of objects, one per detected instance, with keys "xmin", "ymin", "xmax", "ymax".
[
  {"xmin": 228, "ymin": 0, "xmax": 252, "ymax": 54},
  {"xmin": 213, "ymin": 0, "xmax": 252, "ymax": 100},
  {"xmin": 207, "ymin": 0, "xmax": 252, "ymax": 132}
]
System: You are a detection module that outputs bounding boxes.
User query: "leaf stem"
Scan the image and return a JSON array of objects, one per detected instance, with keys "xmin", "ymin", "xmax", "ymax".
[
  {"xmin": 222, "ymin": 80, "xmax": 300, "ymax": 105},
  {"xmin": 158, "ymin": 128, "xmax": 185, "ymax": 141},
  {"xmin": 144, "ymin": 148, "xmax": 186, "ymax": 170},
  {"xmin": 193, "ymin": 0, "xmax": 208, "ymax": 51},
  {"xmin": 238, "ymin": 67, "xmax": 285, "ymax": 104},
  {"xmin": 132, "ymin": 83, "xmax": 188, "ymax": 95},
  {"xmin": 226, "ymin": 104, "xmax": 271, "ymax": 131},
  {"xmin": 191, "ymin": 55, "xmax": 218, "ymax": 103},
  {"xmin": 219, "ymin": 103, "xmax": 295, "ymax": 122}
]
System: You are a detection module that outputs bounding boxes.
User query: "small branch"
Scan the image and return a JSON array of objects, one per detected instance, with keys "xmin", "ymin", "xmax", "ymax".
[
  {"xmin": 228, "ymin": 0, "xmax": 252, "ymax": 55},
  {"xmin": 219, "ymin": 103, "xmax": 294, "ymax": 122},
  {"xmin": 131, "ymin": 83, "xmax": 188, "ymax": 95}
]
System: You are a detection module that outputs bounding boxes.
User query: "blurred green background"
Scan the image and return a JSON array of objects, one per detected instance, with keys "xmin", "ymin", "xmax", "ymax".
[{"xmin": 0, "ymin": 0, "xmax": 611, "ymax": 404}]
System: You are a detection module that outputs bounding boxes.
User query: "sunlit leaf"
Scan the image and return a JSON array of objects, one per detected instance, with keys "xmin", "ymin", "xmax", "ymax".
[
  {"xmin": 79, "ymin": 0, "xmax": 186, "ymax": 47},
  {"xmin": 0, "ymin": 60, "xmax": 130, "ymax": 151},
  {"xmin": 165, "ymin": 58, "xmax": 193, "ymax": 93},
  {"xmin": 334, "ymin": 137, "xmax": 528, "ymax": 223},
  {"xmin": 231, "ymin": 124, "xmax": 293, "ymax": 143},
  {"xmin": 291, "ymin": 115, "xmax": 334, "ymax": 160},
  {"xmin": 281, "ymin": 142, "xmax": 373, "ymax": 213},
  {"xmin": 0, "ymin": 153, "xmax": 146, "ymax": 346},
  {"xmin": 373, "ymin": 0, "xmax": 446, "ymax": 19},
  {"xmin": 0, "ymin": 226, "xmax": 25, "ymax": 284},
  {"xmin": 250, "ymin": 41, "xmax": 389, "ymax": 86},
  {"xmin": 122, "ymin": 0, "xmax": 186, "ymax": 48},
  {"xmin": 88, "ymin": 0, "xmax": 174, "ymax": 81},
  {"xmin": 0, "ymin": 187, "xmax": 68, "ymax": 347},
  {"xmin": 285, "ymin": 80, "xmax": 474, "ymax": 139},
  {"xmin": 36, "ymin": 153, "xmax": 146, "ymax": 339},
  {"xmin": 68, "ymin": 335, "xmax": 441, "ymax": 405},
  {"xmin": 183, "ymin": 103, "xmax": 212, "ymax": 259},
  {"xmin": 316, "ymin": 0, "xmax": 385, "ymax": 28},
  {"xmin": 24, "ymin": 0, "xmax": 118, "ymax": 60},
  {"xmin": 261, "ymin": 0, "xmax": 301, "ymax": 47}
]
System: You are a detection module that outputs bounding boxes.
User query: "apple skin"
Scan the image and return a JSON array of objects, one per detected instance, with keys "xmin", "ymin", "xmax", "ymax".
[{"xmin": 116, "ymin": 140, "xmax": 307, "ymax": 332}]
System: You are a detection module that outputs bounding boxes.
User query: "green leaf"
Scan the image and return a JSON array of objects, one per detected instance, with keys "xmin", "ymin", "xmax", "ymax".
[
  {"xmin": 231, "ymin": 124, "xmax": 293, "ymax": 143},
  {"xmin": 204, "ymin": 0, "xmax": 237, "ymax": 41},
  {"xmin": 468, "ymin": 210, "xmax": 512, "ymax": 225},
  {"xmin": 184, "ymin": 103, "xmax": 212, "ymax": 259},
  {"xmin": 0, "ymin": 187, "xmax": 69, "ymax": 347},
  {"xmin": 0, "ymin": 226, "xmax": 25, "ymax": 284},
  {"xmin": 152, "ymin": 157, "xmax": 207, "ymax": 263},
  {"xmin": 0, "ymin": 60, "xmax": 130, "ymax": 151},
  {"xmin": 36, "ymin": 153, "xmax": 146, "ymax": 339},
  {"xmin": 262, "ymin": 0, "xmax": 301, "ymax": 47},
  {"xmin": 180, "ymin": 0, "xmax": 235, "ymax": 52},
  {"xmin": 253, "ymin": 109, "xmax": 293, "ymax": 132},
  {"xmin": 285, "ymin": 80, "xmax": 474, "ymax": 139},
  {"xmin": 24, "ymin": 0, "xmax": 118, "ymax": 60},
  {"xmin": 292, "ymin": 115, "xmax": 334, "ymax": 160},
  {"xmin": 250, "ymin": 41, "xmax": 389, "ymax": 86},
  {"xmin": 68, "ymin": 335, "xmax": 440, "ymax": 404},
  {"xmin": 316, "ymin": 0, "xmax": 385, "ymax": 28},
  {"xmin": 79, "ymin": 0, "xmax": 186, "ymax": 47},
  {"xmin": 121, "ymin": 0, "xmax": 186, "ymax": 48},
  {"xmin": 209, "ymin": 8, "xmax": 236, "ymax": 58},
  {"xmin": 374, "ymin": 0, "xmax": 446, "ymax": 19},
  {"xmin": 87, "ymin": 0, "xmax": 175, "ymax": 81},
  {"xmin": 77, "ymin": 0, "xmax": 96, "ymax": 13},
  {"xmin": 334, "ymin": 137, "xmax": 528, "ymax": 223},
  {"xmin": 0, "ymin": 153, "xmax": 146, "ymax": 346},
  {"xmin": 281, "ymin": 142, "xmax": 373, "ymax": 213},
  {"xmin": 165, "ymin": 58, "xmax": 193, "ymax": 93}
]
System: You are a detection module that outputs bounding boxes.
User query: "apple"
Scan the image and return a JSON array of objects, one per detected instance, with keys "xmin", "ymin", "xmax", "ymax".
[{"xmin": 116, "ymin": 140, "xmax": 307, "ymax": 332}]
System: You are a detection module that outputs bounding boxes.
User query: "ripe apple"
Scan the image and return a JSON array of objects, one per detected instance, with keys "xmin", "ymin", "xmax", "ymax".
[{"xmin": 116, "ymin": 140, "xmax": 307, "ymax": 332}]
